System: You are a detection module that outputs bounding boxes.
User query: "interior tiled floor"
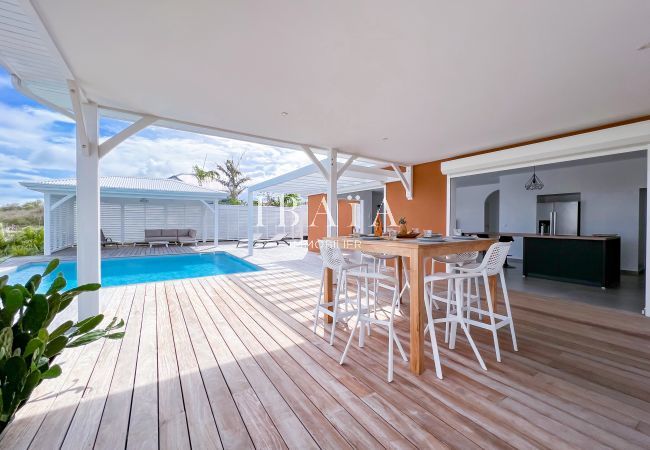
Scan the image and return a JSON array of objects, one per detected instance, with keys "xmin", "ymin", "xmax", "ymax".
[{"xmin": 503, "ymin": 258, "xmax": 645, "ymax": 314}]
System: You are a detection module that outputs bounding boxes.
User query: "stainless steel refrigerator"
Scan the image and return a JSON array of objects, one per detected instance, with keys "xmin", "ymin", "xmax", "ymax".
[{"xmin": 536, "ymin": 194, "xmax": 580, "ymax": 236}]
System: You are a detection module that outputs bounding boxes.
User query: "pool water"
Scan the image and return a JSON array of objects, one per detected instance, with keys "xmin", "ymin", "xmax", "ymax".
[{"xmin": 8, "ymin": 252, "xmax": 261, "ymax": 292}]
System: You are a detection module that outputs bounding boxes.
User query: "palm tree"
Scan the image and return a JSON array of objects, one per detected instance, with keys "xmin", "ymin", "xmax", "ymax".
[
  {"xmin": 192, "ymin": 165, "xmax": 214, "ymax": 186},
  {"xmin": 213, "ymin": 156, "xmax": 251, "ymax": 203},
  {"xmin": 192, "ymin": 155, "xmax": 213, "ymax": 186}
]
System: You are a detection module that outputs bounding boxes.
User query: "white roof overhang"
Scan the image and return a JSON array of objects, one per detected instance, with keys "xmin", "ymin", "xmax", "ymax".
[
  {"xmin": 1, "ymin": 1, "xmax": 649, "ymax": 165},
  {"xmin": 21, "ymin": 180, "xmax": 226, "ymax": 201},
  {"xmin": 249, "ymin": 162, "xmax": 399, "ymax": 197}
]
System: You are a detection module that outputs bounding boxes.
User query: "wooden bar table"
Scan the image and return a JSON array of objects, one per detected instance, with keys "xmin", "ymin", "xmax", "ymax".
[{"xmin": 323, "ymin": 236, "xmax": 497, "ymax": 375}]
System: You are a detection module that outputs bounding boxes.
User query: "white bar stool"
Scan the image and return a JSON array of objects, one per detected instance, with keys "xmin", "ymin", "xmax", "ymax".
[
  {"xmin": 428, "ymin": 252, "xmax": 481, "ymax": 341},
  {"xmin": 455, "ymin": 242, "xmax": 518, "ymax": 362},
  {"xmin": 315, "ymin": 240, "xmax": 367, "ymax": 345},
  {"xmin": 339, "ymin": 270, "xmax": 408, "ymax": 382},
  {"xmin": 424, "ymin": 270, "xmax": 487, "ymax": 374}
]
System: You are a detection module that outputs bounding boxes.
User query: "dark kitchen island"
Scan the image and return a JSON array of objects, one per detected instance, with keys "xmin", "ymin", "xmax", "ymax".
[{"xmin": 522, "ymin": 235, "xmax": 621, "ymax": 288}]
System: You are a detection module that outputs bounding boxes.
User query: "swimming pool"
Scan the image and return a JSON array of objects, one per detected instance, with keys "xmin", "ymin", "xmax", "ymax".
[{"xmin": 7, "ymin": 252, "xmax": 261, "ymax": 292}]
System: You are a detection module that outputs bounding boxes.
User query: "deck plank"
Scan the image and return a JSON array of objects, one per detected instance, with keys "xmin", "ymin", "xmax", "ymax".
[
  {"xmin": 192, "ymin": 278, "xmax": 319, "ymax": 449},
  {"xmin": 198, "ymin": 277, "xmax": 359, "ymax": 450},
  {"xmin": 93, "ymin": 285, "xmax": 145, "ymax": 450},
  {"xmin": 125, "ymin": 283, "xmax": 159, "ymax": 449},
  {"xmin": 60, "ymin": 286, "xmax": 136, "ymax": 449},
  {"xmin": 182, "ymin": 278, "xmax": 287, "ymax": 449},
  {"xmin": 29, "ymin": 287, "xmax": 133, "ymax": 449},
  {"xmin": 164, "ymin": 282, "xmax": 223, "ymax": 449},
  {"xmin": 155, "ymin": 283, "xmax": 191, "ymax": 449},
  {"xmin": 174, "ymin": 280, "xmax": 254, "ymax": 450}
]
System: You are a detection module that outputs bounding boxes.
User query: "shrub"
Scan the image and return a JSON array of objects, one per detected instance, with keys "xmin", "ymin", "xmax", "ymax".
[
  {"xmin": 0, "ymin": 227, "xmax": 44, "ymax": 258},
  {"xmin": 0, "ymin": 259, "xmax": 124, "ymax": 432}
]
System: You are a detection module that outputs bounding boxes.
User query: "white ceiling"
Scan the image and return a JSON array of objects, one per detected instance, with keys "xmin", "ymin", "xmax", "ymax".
[{"xmin": 16, "ymin": 1, "xmax": 650, "ymax": 163}]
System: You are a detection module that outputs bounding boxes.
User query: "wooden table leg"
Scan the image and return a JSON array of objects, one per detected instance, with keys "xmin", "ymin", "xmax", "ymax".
[
  {"xmin": 325, "ymin": 267, "xmax": 333, "ymax": 324},
  {"xmin": 409, "ymin": 250, "xmax": 425, "ymax": 374},
  {"xmin": 488, "ymin": 274, "xmax": 498, "ymax": 314}
]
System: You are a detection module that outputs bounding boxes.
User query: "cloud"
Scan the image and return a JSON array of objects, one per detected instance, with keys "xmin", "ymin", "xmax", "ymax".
[{"xmin": 0, "ymin": 83, "xmax": 312, "ymax": 205}]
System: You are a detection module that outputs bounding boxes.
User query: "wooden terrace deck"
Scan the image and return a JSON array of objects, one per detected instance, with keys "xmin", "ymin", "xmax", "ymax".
[{"xmin": 1, "ymin": 247, "xmax": 649, "ymax": 448}]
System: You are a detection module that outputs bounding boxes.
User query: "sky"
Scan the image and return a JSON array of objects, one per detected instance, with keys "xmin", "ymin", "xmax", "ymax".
[{"xmin": 0, "ymin": 66, "xmax": 311, "ymax": 206}]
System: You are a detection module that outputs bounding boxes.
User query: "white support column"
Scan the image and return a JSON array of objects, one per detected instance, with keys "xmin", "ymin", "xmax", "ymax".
[
  {"xmin": 446, "ymin": 176, "xmax": 456, "ymax": 236},
  {"xmin": 120, "ymin": 202, "xmax": 125, "ymax": 243},
  {"xmin": 646, "ymin": 149, "xmax": 650, "ymax": 317},
  {"xmin": 43, "ymin": 193, "xmax": 51, "ymax": 256},
  {"xmin": 214, "ymin": 199, "xmax": 219, "ymax": 247},
  {"xmin": 201, "ymin": 203, "xmax": 207, "ymax": 243},
  {"xmin": 247, "ymin": 190, "xmax": 255, "ymax": 256},
  {"xmin": 75, "ymin": 102, "xmax": 100, "ymax": 320},
  {"xmin": 327, "ymin": 149, "xmax": 338, "ymax": 237}
]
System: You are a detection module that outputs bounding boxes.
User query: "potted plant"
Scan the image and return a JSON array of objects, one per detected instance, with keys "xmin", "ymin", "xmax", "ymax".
[{"xmin": 0, "ymin": 259, "xmax": 124, "ymax": 433}]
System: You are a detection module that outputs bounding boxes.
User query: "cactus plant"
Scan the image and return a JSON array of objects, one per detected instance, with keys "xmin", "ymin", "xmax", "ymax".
[{"xmin": 0, "ymin": 259, "xmax": 124, "ymax": 432}]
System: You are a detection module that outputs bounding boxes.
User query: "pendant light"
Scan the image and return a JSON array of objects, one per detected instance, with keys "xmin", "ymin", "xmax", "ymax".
[{"xmin": 525, "ymin": 166, "xmax": 544, "ymax": 190}]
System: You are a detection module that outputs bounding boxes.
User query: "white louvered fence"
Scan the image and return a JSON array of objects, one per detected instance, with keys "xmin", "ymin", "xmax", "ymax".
[{"xmin": 46, "ymin": 195, "xmax": 307, "ymax": 254}]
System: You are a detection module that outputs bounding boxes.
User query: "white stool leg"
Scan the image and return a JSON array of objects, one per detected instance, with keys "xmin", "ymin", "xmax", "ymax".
[
  {"xmin": 483, "ymin": 273, "xmax": 501, "ymax": 362},
  {"xmin": 500, "ymin": 271, "xmax": 518, "ymax": 351},
  {"xmin": 444, "ymin": 279, "xmax": 452, "ymax": 343},
  {"xmin": 456, "ymin": 278, "xmax": 487, "ymax": 370},
  {"xmin": 474, "ymin": 276, "xmax": 482, "ymax": 320},
  {"xmin": 330, "ymin": 269, "xmax": 343, "ymax": 345},
  {"xmin": 313, "ymin": 268, "xmax": 324, "ymax": 333},
  {"xmin": 423, "ymin": 282, "xmax": 443, "ymax": 379}
]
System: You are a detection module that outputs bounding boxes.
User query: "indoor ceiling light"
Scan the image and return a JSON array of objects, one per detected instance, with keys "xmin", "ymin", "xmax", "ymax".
[
  {"xmin": 638, "ymin": 42, "xmax": 650, "ymax": 51},
  {"xmin": 280, "ymin": 111, "xmax": 288, "ymax": 116},
  {"xmin": 382, "ymin": 137, "xmax": 388, "ymax": 141},
  {"xmin": 525, "ymin": 166, "xmax": 544, "ymax": 191}
]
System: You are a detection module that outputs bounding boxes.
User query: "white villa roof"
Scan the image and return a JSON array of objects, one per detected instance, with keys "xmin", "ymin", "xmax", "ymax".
[
  {"xmin": 0, "ymin": 1, "xmax": 649, "ymax": 164},
  {"xmin": 21, "ymin": 176, "xmax": 227, "ymax": 200}
]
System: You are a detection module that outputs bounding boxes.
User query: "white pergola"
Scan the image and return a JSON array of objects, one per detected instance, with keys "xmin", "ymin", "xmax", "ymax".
[
  {"xmin": 1, "ymin": 1, "xmax": 649, "ymax": 319},
  {"xmin": 22, "ymin": 177, "xmax": 227, "ymax": 254},
  {"xmin": 246, "ymin": 153, "xmax": 406, "ymax": 255}
]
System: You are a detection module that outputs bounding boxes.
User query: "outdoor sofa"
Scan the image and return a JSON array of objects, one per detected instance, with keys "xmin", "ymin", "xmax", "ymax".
[{"xmin": 144, "ymin": 228, "xmax": 198, "ymax": 246}]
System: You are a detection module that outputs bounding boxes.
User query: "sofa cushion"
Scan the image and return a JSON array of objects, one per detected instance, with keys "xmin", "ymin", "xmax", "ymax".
[
  {"xmin": 160, "ymin": 229, "xmax": 179, "ymax": 239},
  {"xmin": 177, "ymin": 228, "xmax": 190, "ymax": 237},
  {"xmin": 145, "ymin": 229, "xmax": 162, "ymax": 238}
]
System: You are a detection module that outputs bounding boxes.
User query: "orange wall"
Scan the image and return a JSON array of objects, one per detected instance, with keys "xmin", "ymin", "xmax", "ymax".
[
  {"xmin": 307, "ymin": 195, "xmax": 359, "ymax": 252},
  {"xmin": 385, "ymin": 160, "xmax": 446, "ymax": 235}
]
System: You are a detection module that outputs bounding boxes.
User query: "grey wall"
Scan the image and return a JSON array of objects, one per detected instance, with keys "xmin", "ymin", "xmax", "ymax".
[
  {"xmin": 455, "ymin": 183, "xmax": 500, "ymax": 231},
  {"xmin": 338, "ymin": 190, "xmax": 375, "ymax": 234},
  {"xmin": 454, "ymin": 154, "xmax": 647, "ymax": 271}
]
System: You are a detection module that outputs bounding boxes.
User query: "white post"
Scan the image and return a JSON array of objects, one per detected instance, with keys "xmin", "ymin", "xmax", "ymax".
[
  {"xmin": 202, "ymin": 203, "xmax": 207, "ymax": 243},
  {"xmin": 120, "ymin": 201, "xmax": 125, "ymax": 243},
  {"xmin": 214, "ymin": 199, "xmax": 219, "ymax": 247},
  {"xmin": 247, "ymin": 190, "xmax": 254, "ymax": 256},
  {"xmin": 76, "ymin": 102, "xmax": 101, "ymax": 320},
  {"xmin": 446, "ymin": 176, "xmax": 456, "ymax": 236},
  {"xmin": 327, "ymin": 149, "xmax": 338, "ymax": 237},
  {"xmin": 43, "ymin": 193, "xmax": 51, "ymax": 256},
  {"xmin": 646, "ymin": 149, "xmax": 650, "ymax": 317}
]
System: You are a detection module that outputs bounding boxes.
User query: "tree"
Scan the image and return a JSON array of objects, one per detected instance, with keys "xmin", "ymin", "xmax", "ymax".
[
  {"xmin": 257, "ymin": 193, "xmax": 302, "ymax": 207},
  {"xmin": 192, "ymin": 165, "xmax": 213, "ymax": 186},
  {"xmin": 212, "ymin": 156, "xmax": 251, "ymax": 203}
]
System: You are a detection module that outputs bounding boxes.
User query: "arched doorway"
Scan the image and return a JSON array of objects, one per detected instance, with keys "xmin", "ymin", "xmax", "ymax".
[{"xmin": 484, "ymin": 190, "xmax": 499, "ymax": 232}]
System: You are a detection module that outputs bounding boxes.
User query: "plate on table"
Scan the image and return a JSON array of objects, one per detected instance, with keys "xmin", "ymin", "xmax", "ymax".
[
  {"xmin": 359, "ymin": 235, "xmax": 382, "ymax": 240},
  {"xmin": 452, "ymin": 235, "xmax": 478, "ymax": 240},
  {"xmin": 417, "ymin": 237, "xmax": 445, "ymax": 243}
]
